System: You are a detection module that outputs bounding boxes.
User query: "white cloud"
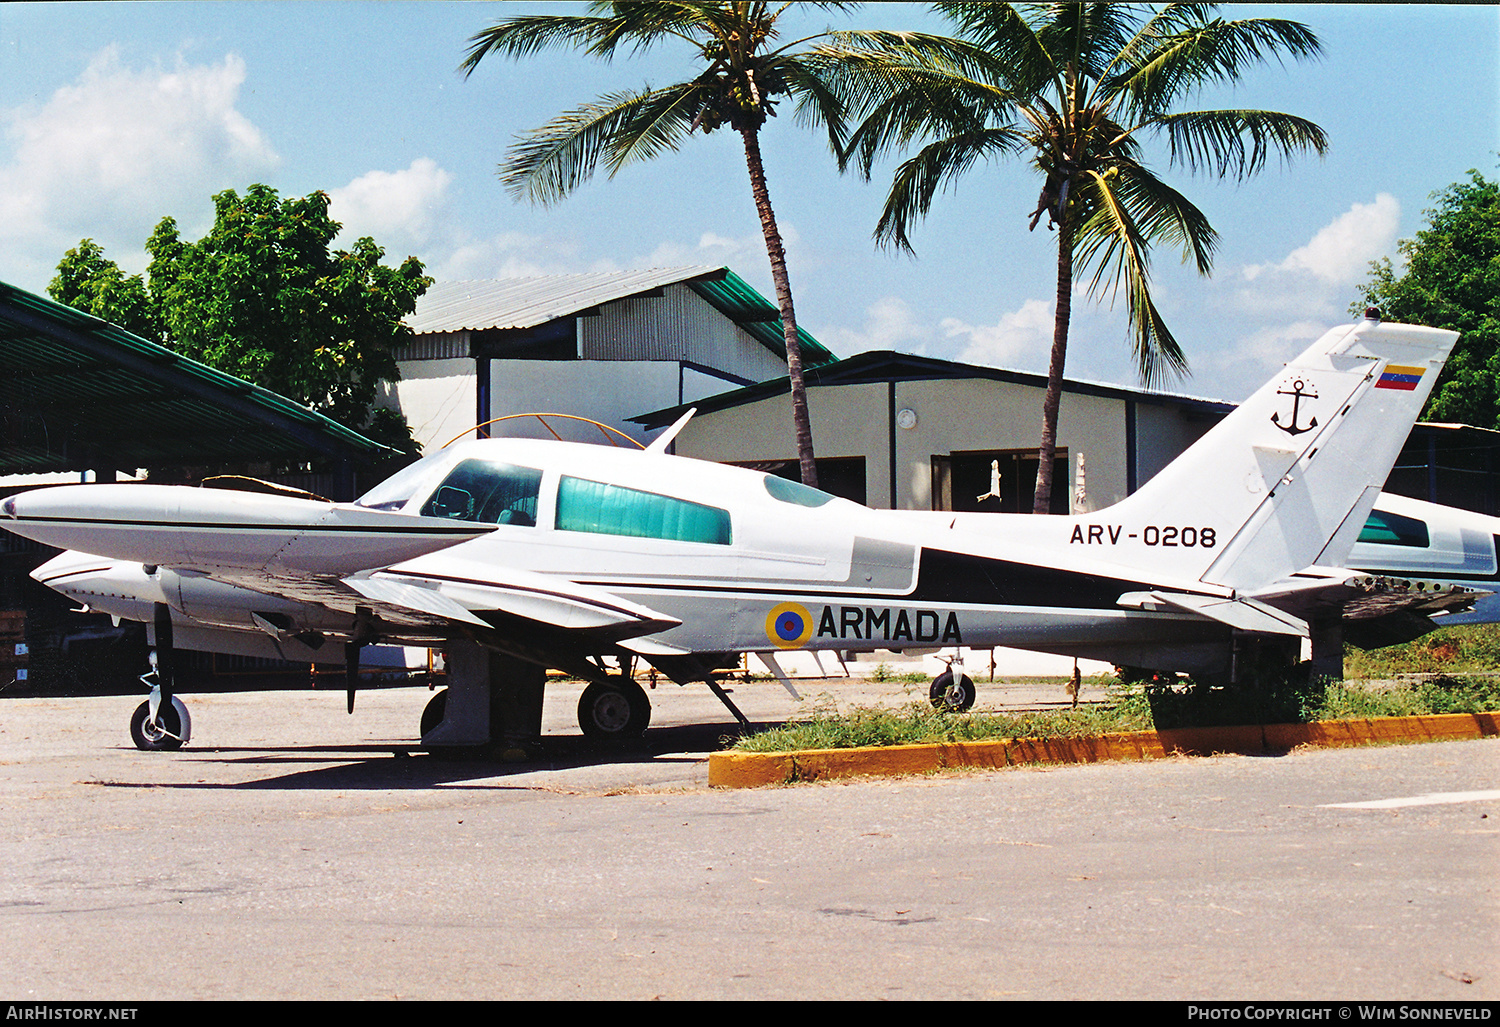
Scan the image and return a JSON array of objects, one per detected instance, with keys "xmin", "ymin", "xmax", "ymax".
[
  {"xmin": 329, "ymin": 158, "xmax": 453, "ymax": 250},
  {"xmin": 428, "ymin": 232, "xmax": 589, "ymax": 281},
  {"xmin": 944, "ymin": 298, "xmax": 1054, "ymax": 368},
  {"xmin": 0, "ymin": 47, "xmax": 279, "ymax": 286},
  {"xmin": 821, "ymin": 296, "xmax": 936, "ymax": 354},
  {"xmin": 636, "ymin": 226, "xmax": 794, "ymax": 274},
  {"xmin": 1243, "ymin": 193, "xmax": 1401, "ymax": 286}
]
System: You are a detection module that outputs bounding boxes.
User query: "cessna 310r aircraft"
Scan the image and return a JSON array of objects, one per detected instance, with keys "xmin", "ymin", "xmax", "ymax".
[{"xmin": 0, "ymin": 313, "xmax": 1479, "ymax": 751}]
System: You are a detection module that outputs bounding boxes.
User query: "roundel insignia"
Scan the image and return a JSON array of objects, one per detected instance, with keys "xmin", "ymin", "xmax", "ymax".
[{"xmin": 765, "ymin": 602, "xmax": 814, "ymax": 649}]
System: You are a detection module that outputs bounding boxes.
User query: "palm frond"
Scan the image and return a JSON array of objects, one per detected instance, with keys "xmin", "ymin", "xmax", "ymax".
[
  {"xmin": 1029, "ymin": 3, "xmax": 1142, "ymax": 86},
  {"xmin": 500, "ymin": 86, "xmax": 702, "ymax": 205},
  {"xmin": 776, "ymin": 57, "xmax": 849, "ymax": 144},
  {"xmin": 461, "ymin": 15, "xmax": 620, "ymax": 74},
  {"xmin": 1152, "ymin": 108, "xmax": 1328, "ymax": 180},
  {"xmin": 843, "ymin": 71, "xmax": 1020, "ymax": 176},
  {"xmin": 874, "ymin": 129, "xmax": 1026, "ymax": 252},
  {"xmin": 1075, "ymin": 163, "xmax": 1218, "ymax": 276},
  {"xmin": 1112, "ymin": 12, "xmax": 1323, "ymax": 115},
  {"xmin": 1071, "ymin": 168, "xmax": 1191, "ymax": 385},
  {"xmin": 931, "ymin": 3, "xmax": 1065, "ymax": 99}
]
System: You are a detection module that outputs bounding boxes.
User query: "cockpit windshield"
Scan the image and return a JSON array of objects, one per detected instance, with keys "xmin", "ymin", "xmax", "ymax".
[
  {"xmin": 418, "ymin": 459, "xmax": 544, "ymax": 525},
  {"xmin": 355, "ymin": 455, "xmax": 447, "ymax": 511}
]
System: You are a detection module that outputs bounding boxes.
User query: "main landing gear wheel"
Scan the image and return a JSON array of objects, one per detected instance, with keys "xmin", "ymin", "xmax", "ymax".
[
  {"xmin": 129, "ymin": 697, "xmax": 189, "ymax": 751},
  {"xmin": 578, "ymin": 677, "xmax": 651, "ymax": 742},
  {"xmin": 929, "ymin": 669, "xmax": 976, "ymax": 712}
]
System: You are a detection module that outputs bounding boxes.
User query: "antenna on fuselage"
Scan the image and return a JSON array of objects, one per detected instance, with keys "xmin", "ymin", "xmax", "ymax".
[{"xmin": 645, "ymin": 407, "xmax": 697, "ymax": 454}]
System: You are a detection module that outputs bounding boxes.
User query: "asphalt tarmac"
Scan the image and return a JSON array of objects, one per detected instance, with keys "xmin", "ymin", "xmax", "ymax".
[{"xmin": 0, "ymin": 680, "xmax": 1495, "ymax": 1001}]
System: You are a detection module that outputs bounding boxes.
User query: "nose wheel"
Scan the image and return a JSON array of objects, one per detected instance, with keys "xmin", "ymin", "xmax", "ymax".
[
  {"xmin": 129, "ymin": 696, "xmax": 190, "ymax": 751},
  {"xmin": 929, "ymin": 668, "xmax": 976, "ymax": 712}
]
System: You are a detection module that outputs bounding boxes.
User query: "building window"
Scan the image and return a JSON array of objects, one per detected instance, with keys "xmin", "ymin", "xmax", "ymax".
[
  {"xmin": 556, "ymin": 476, "xmax": 732, "ymax": 545},
  {"xmin": 931, "ymin": 449, "xmax": 1070, "ymax": 514}
]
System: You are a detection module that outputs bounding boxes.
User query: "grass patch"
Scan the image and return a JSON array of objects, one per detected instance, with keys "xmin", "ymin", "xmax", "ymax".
[
  {"xmin": 731, "ymin": 673, "xmax": 1500, "ymax": 752},
  {"xmin": 735, "ymin": 680, "xmax": 1152, "ymax": 753},
  {"xmin": 866, "ymin": 662, "xmax": 931, "ymax": 684},
  {"xmin": 1343, "ymin": 623, "xmax": 1500, "ymax": 678}
]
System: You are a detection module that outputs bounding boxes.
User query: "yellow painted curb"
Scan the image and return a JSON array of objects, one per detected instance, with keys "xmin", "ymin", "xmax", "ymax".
[{"xmin": 706, "ymin": 711, "xmax": 1500, "ymax": 788}]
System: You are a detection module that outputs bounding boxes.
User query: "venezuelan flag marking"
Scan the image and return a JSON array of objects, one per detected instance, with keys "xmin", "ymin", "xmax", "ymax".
[{"xmin": 1375, "ymin": 364, "xmax": 1425, "ymax": 391}]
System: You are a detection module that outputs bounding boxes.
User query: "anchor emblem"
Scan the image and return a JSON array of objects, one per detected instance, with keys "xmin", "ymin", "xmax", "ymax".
[{"xmin": 1272, "ymin": 378, "xmax": 1319, "ymax": 436}]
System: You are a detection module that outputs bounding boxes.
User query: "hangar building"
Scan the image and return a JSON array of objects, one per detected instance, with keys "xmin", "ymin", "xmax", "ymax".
[
  {"xmin": 634, "ymin": 350, "xmax": 1500, "ymax": 519},
  {"xmin": 386, "ymin": 266, "xmax": 836, "ymax": 451},
  {"xmin": 633, "ymin": 350, "xmax": 1236, "ymax": 513}
]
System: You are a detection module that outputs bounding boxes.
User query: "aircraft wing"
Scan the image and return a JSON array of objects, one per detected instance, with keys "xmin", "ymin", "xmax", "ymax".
[
  {"xmin": 35, "ymin": 548, "xmax": 682, "ymax": 680},
  {"xmin": 342, "ymin": 564, "xmax": 682, "ymax": 642},
  {"xmin": 11, "ymin": 481, "xmax": 682, "ymax": 675}
]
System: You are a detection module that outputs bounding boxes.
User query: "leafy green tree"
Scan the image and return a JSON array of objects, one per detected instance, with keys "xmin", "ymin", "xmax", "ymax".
[
  {"xmin": 49, "ymin": 239, "xmax": 160, "ymax": 343},
  {"xmin": 461, "ymin": 1, "xmax": 862, "ymax": 489},
  {"xmin": 49, "ymin": 184, "xmax": 429, "ymax": 457},
  {"xmin": 1356, "ymin": 169, "xmax": 1500, "ymax": 428},
  {"xmin": 818, "ymin": 2, "xmax": 1327, "ymax": 512}
]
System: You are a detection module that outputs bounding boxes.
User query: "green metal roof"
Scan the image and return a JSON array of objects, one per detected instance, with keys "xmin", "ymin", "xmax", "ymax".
[
  {"xmin": 686, "ymin": 268, "xmax": 836, "ymax": 368},
  {"xmin": 0, "ymin": 280, "xmax": 388, "ymax": 475}
]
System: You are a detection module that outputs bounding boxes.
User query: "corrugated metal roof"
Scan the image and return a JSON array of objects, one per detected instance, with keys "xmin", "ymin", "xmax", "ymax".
[
  {"xmin": 408, "ymin": 267, "xmax": 727, "ymax": 334},
  {"xmin": 407, "ymin": 266, "xmax": 836, "ymax": 368},
  {"xmin": 0, "ymin": 280, "xmax": 388, "ymax": 475}
]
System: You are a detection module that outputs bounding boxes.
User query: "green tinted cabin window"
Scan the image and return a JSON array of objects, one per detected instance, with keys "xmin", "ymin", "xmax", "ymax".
[
  {"xmin": 420, "ymin": 459, "xmax": 543, "ymax": 525},
  {"xmin": 556, "ymin": 476, "xmax": 731, "ymax": 545},
  {"xmin": 1357, "ymin": 509, "xmax": 1430, "ymax": 548}
]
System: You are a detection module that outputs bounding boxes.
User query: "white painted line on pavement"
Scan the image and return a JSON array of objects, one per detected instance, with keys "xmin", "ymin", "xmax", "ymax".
[{"xmin": 1321, "ymin": 790, "xmax": 1500, "ymax": 809}]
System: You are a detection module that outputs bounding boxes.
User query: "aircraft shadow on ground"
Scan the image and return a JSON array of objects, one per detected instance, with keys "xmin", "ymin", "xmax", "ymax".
[{"xmin": 93, "ymin": 720, "xmax": 762, "ymax": 790}]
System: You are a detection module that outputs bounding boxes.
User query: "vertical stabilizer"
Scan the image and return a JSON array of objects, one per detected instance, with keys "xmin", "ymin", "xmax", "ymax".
[{"xmin": 1106, "ymin": 317, "xmax": 1457, "ymax": 592}]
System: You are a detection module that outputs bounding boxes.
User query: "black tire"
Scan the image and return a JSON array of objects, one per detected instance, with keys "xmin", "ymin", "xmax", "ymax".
[
  {"xmin": 129, "ymin": 699, "xmax": 185, "ymax": 751},
  {"xmin": 578, "ymin": 678, "xmax": 651, "ymax": 741},
  {"xmin": 929, "ymin": 669, "xmax": 976, "ymax": 712},
  {"xmin": 419, "ymin": 689, "xmax": 448, "ymax": 739}
]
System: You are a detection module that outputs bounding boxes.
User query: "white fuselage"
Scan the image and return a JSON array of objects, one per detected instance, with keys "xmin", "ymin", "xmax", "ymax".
[{"xmin": 18, "ymin": 438, "xmax": 1227, "ymax": 672}]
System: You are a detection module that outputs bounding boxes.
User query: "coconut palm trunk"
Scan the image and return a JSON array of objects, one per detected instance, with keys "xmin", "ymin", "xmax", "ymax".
[
  {"xmin": 1034, "ymin": 202, "xmax": 1074, "ymax": 514},
  {"xmin": 740, "ymin": 123, "xmax": 819, "ymax": 489}
]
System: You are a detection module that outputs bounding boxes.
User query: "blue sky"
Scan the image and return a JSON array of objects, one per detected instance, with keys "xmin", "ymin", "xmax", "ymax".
[{"xmin": 0, "ymin": 2, "xmax": 1495, "ymax": 402}]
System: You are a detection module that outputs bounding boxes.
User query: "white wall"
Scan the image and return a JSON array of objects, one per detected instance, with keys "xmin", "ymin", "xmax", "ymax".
[
  {"xmin": 383, "ymin": 358, "xmax": 475, "ymax": 454},
  {"xmin": 487, "ymin": 360, "xmax": 684, "ymax": 446}
]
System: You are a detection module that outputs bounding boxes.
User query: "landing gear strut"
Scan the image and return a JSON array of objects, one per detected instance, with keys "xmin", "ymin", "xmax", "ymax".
[{"xmin": 132, "ymin": 603, "xmax": 192, "ymax": 751}]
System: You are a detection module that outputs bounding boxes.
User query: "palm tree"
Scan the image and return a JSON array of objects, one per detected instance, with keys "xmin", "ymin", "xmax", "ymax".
[
  {"xmin": 817, "ymin": 3, "xmax": 1328, "ymax": 512},
  {"xmin": 462, "ymin": 1, "xmax": 863, "ymax": 489}
]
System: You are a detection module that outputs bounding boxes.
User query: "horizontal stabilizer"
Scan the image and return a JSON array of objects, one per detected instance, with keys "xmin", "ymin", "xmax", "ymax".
[
  {"xmin": 1119, "ymin": 591, "xmax": 1308, "ymax": 636},
  {"xmin": 1250, "ymin": 570, "xmax": 1487, "ymax": 623}
]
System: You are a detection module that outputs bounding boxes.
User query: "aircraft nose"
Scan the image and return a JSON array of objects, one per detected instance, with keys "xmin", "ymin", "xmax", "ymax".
[{"xmin": 2, "ymin": 496, "xmax": 15, "ymax": 519}]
